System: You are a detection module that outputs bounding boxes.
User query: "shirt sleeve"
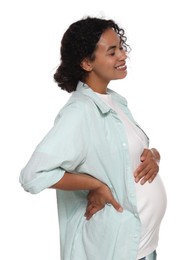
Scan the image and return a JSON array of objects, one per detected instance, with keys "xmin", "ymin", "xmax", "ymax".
[{"xmin": 19, "ymin": 102, "xmax": 89, "ymax": 194}]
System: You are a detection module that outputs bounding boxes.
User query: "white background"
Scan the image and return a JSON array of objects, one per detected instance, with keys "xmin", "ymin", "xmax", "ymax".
[{"xmin": 1, "ymin": 0, "xmax": 188, "ymax": 259}]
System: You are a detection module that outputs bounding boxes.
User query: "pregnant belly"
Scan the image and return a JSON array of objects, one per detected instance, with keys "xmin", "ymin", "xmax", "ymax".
[
  {"xmin": 135, "ymin": 175, "xmax": 167, "ymax": 228},
  {"xmin": 135, "ymin": 175, "xmax": 167, "ymax": 256},
  {"xmin": 135, "ymin": 175, "xmax": 167, "ymax": 225}
]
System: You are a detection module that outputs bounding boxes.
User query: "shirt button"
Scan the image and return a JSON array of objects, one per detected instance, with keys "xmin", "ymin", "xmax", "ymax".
[
  {"xmin": 134, "ymin": 213, "xmax": 138, "ymax": 217},
  {"xmin": 122, "ymin": 143, "xmax": 126, "ymax": 147}
]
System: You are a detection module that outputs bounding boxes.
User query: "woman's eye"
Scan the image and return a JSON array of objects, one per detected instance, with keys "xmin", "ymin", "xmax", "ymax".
[{"xmin": 110, "ymin": 52, "xmax": 115, "ymax": 56}]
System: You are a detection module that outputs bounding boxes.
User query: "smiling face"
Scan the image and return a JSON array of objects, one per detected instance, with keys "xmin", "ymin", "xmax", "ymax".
[{"xmin": 81, "ymin": 28, "xmax": 127, "ymax": 93}]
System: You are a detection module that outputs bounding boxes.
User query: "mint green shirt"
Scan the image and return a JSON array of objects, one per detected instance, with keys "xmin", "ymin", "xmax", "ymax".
[{"xmin": 20, "ymin": 81, "xmax": 157, "ymax": 260}]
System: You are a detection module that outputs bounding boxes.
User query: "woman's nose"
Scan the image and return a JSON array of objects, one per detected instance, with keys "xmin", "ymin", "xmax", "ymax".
[{"xmin": 118, "ymin": 49, "xmax": 127, "ymax": 60}]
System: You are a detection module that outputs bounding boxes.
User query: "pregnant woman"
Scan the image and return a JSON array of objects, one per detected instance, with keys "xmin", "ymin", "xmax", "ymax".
[{"xmin": 20, "ymin": 17, "xmax": 167, "ymax": 260}]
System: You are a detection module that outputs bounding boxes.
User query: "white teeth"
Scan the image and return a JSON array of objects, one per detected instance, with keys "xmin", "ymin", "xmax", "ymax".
[{"xmin": 116, "ymin": 65, "xmax": 125, "ymax": 70}]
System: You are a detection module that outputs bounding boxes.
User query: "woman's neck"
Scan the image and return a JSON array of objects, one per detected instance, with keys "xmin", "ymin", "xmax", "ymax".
[{"xmin": 84, "ymin": 78, "xmax": 109, "ymax": 94}]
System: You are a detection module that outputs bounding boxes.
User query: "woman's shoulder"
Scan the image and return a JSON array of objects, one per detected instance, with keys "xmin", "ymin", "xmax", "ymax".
[
  {"xmin": 62, "ymin": 92, "xmax": 94, "ymax": 113},
  {"xmin": 54, "ymin": 92, "xmax": 94, "ymax": 125}
]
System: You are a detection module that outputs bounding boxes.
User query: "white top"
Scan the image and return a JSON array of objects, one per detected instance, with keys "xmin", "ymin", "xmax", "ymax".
[{"xmin": 96, "ymin": 93, "xmax": 167, "ymax": 259}]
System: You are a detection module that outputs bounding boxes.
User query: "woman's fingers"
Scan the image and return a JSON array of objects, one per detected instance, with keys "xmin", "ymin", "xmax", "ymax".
[{"xmin": 84, "ymin": 185, "xmax": 123, "ymax": 220}]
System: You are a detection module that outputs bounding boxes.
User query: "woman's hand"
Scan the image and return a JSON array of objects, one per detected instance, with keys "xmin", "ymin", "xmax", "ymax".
[
  {"xmin": 85, "ymin": 184, "xmax": 123, "ymax": 220},
  {"xmin": 134, "ymin": 148, "xmax": 160, "ymax": 185},
  {"xmin": 50, "ymin": 172, "xmax": 123, "ymax": 220}
]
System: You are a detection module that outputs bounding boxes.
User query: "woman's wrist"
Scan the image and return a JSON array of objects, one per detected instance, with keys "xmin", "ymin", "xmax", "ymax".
[{"xmin": 150, "ymin": 148, "xmax": 160, "ymax": 164}]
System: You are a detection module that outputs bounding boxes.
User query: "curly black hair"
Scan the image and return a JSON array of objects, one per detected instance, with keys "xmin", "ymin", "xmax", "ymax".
[{"xmin": 54, "ymin": 17, "xmax": 129, "ymax": 93}]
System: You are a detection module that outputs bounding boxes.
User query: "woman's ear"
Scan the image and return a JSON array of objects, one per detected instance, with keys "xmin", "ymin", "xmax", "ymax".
[{"xmin": 80, "ymin": 58, "xmax": 93, "ymax": 72}]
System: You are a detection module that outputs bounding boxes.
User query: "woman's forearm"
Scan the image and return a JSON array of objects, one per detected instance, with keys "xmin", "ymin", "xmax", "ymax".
[
  {"xmin": 50, "ymin": 172, "xmax": 104, "ymax": 191},
  {"xmin": 51, "ymin": 172, "xmax": 123, "ymax": 219}
]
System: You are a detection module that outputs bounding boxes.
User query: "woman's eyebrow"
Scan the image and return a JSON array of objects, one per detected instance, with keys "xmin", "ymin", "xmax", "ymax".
[
  {"xmin": 107, "ymin": 45, "xmax": 116, "ymax": 52},
  {"xmin": 107, "ymin": 39, "xmax": 122, "ymax": 52}
]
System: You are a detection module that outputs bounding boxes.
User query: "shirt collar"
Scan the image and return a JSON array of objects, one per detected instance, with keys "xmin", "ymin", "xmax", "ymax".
[{"xmin": 76, "ymin": 81, "xmax": 128, "ymax": 114}]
